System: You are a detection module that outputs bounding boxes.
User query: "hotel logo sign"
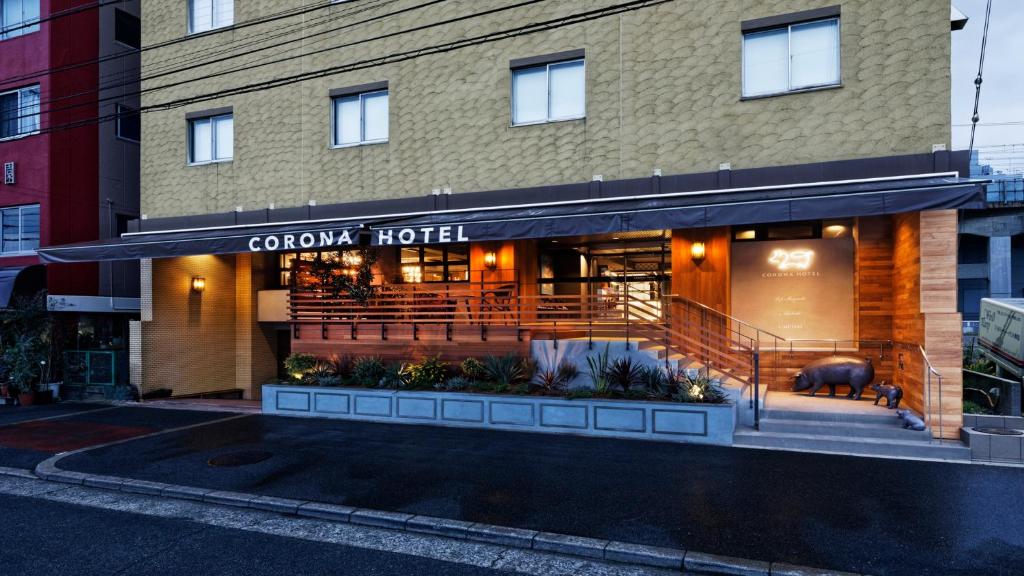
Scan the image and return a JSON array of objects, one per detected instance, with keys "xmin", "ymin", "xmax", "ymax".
[
  {"xmin": 247, "ymin": 229, "xmax": 355, "ymax": 252},
  {"xmin": 376, "ymin": 225, "xmax": 469, "ymax": 245}
]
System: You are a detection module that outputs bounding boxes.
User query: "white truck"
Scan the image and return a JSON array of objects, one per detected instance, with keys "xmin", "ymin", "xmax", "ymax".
[{"xmin": 978, "ymin": 298, "xmax": 1024, "ymax": 379}]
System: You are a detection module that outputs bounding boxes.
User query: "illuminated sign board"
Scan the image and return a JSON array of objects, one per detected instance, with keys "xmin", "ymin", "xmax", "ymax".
[{"xmin": 731, "ymin": 238, "xmax": 854, "ymax": 343}]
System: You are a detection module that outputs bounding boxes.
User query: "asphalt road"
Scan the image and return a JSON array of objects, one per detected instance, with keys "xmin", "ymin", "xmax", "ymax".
[
  {"xmin": 3, "ymin": 404, "xmax": 1023, "ymax": 575},
  {"xmin": 0, "ymin": 492, "xmax": 518, "ymax": 576}
]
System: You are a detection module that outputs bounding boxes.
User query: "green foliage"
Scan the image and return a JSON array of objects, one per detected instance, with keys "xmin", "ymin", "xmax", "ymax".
[
  {"xmin": 670, "ymin": 368, "xmax": 728, "ymax": 404},
  {"xmin": 307, "ymin": 361, "xmax": 342, "ymax": 387},
  {"xmin": 308, "ymin": 249, "xmax": 379, "ymax": 305},
  {"xmin": 0, "ymin": 292, "xmax": 58, "ymax": 392},
  {"xmin": 639, "ymin": 365, "xmax": 668, "ymax": 397},
  {"xmin": 460, "ymin": 357, "xmax": 486, "ymax": 380},
  {"xmin": 405, "ymin": 355, "xmax": 449, "ymax": 390},
  {"xmin": 963, "ymin": 400, "xmax": 991, "ymax": 415},
  {"xmin": 378, "ymin": 362, "xmax": 411, "ymax": 389},
  {"xmin": 283, "ymin": 353, "xmax": 318, "ymax": 381},
  {"xmin": 585, "ymin": 344, "xmax": 612, "ymax": 393},
  {"xmin": 471, "ymin": 380, "xmax": 509, "ymax": 394},
  {"xmin": 564, "ymin": 388, "xmax": 594, "ymax": 400},
  {"xmin": 352, "ymin": 356, "xmax": 387, "ymax": 387},
  {"xmin": 436, "ymin": 376, "xmax": 473, "ymax": 391},
  {"xmin": 605, "ymin": 357, "xmax": 644, "ymax": 393},
  {"xmin": 483, "ymin": 354, "xmax": 531, "ymax": 386},
  {"xmin": 326, "ymin": 355, "xmax": 354, "ymax": 379},
  {"xmin": 534, "ymin": 360, "xmax": 579, "ymax": 392}
]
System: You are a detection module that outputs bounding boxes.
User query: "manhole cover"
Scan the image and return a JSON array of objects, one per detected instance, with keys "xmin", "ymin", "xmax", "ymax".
[
  {"xmin": 974, "ymin": 427, "xmax": 1024, "ymax": 436},
  {"xmin": 208, "ymin": 450, "xmax": 273, "ymax": 467}
]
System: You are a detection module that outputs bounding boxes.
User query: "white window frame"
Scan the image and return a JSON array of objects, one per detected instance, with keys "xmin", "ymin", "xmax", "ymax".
[
  {"xmin": 741, "ymin": 17, "xmax": 841, "ymax": 98},
  {"xmin": 0, "ymin": 0, "xmax": 40, "ymax": 41},
  {"xmin": 0, "ymin": 84, "xmax": 40, "ymax": 141},
  {"xmin": 330, "ymin": 89, "xmax": 389, "ymax": 148},
  {"xmin": 511, "ymin": 58, "xmax": 586, "ymax": 126},
  {"xmin": 188, "ymin": 113, "xmax": 233, "ymax": 165},
  {"xmin": 187, "ymin": 0, "xmax": 233, "ymax": 35},
  {"xmin": 0, "ymin": 204, "xmax": 40, "ymax": 255},
  {"xmin": 115, "ymin": 103, "xmax": 140, "ymax": 143}
]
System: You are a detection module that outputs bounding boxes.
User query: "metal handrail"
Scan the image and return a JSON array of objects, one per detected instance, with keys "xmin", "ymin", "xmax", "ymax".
[{"xmin": 919, "ymin": 345, "xmax": 944, "ymax": 441}]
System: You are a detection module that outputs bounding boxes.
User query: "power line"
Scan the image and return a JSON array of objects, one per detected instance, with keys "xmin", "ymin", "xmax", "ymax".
[
  {"xmin": 24, "ymin": 0, "xmax": 551, "ymax": 121},
  {"xmin": 27, "ymin": 0, "xmax": 673, "ymax": 137},
  {"xmin": 955, "ymin": 120, "xmax": 1024, "ymax": 128},
  {"xmin": 1, "ymin": 0, "xmax": 382, "ymax": 86},
  {"xmin": 0, "ymin": 0, "xmax": 127, "ymax": 36},
  {"xmin": 968, "ymin": 0, "xmax": 994, "ymax": 152},
  {"xmin": 29, "ymin": 0, "xmax": 447, "ymax": 113}
]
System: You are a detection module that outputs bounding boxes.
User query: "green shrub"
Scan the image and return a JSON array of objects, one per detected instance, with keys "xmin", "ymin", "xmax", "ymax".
[
  {"xmin": 606, "ymin": 357, "xmax": 643, "ymax": 393},
  {"xmin": 963, "ymin": 400, "xmax": 988, "ymax": 415},
  {"xmin": 436, "ymin": 376, "xmax": 473, "ymax": 391},
  {"xmin": 406, "ymin": 355, "xmax": 449, "ymax": 389},
  {"xmin": 670, "ymin": 368, "xmax": 727, "ymax": 404},
  {"xmin": 585, "ymin": 344, "xmax": 611, "ymax": 393},
  {"xmin": 379, "ymin": 362, "xmax": 410, "ymax": 389},
  {"xmin": 327, "ymin": 355, "xmax": 354, "ymax": 379},
  {"xmin": 352, "ymin": 356, "xmax": 387, "ymax": 386},
  {"xmin": 534, "ymin": 360, "xmax": 579, "ymax": 392},
  {"xmin": 639, "ymin": 365, "xmax": 668, "ymax": 398},
  {"xmin": 564, "ymin": 388, "xmax": 594, "ymax": 400},
  {"xmin": 284, "ymin": 353, "xmax": 317, "ymax": 381},
  {"xmin": 460, "ymin": 357, "xmax": 486, "ymax": 380},
  {"xmin": 483, "ymin": 354, "xmax": 531, "ymax": 385}
]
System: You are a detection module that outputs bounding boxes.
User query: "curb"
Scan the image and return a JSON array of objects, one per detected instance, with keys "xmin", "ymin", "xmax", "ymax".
[{"xmin": 29, "ymin": 465, "xmax": 863, "ymax": 576}]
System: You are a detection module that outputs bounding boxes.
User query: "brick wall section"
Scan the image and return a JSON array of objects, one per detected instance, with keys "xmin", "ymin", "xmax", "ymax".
[{"xmin": 139, "ymin": 0, "xmax": 952, "ymax": 218}]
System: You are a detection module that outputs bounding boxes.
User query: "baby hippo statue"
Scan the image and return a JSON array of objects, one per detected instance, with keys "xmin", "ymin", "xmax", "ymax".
[
  {"xmin": 897, "ymin": 409, "xmax": 926, "ymax": 431},
  {"xmin": 793, "ymin": 356, "xmax": 875, "ymax": 400},
  {"xmin": 870, "ymin": 381, "xmax": 903, "ymax": 409}
]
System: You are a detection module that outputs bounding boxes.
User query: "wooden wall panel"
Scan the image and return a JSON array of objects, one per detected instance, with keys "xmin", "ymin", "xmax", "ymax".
[
  {"xmin": 671, "ymin": 227, "xmax": 730, "ymax": 313},
  {"xmin": 919, "ymin": 210, "xmax": 959, "ymax": 313}
]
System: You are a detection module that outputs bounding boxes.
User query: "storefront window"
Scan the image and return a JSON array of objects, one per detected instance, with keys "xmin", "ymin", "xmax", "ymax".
[{"xmin": 399, "ymin": 245, "xmax": 468, "ymax": 283}]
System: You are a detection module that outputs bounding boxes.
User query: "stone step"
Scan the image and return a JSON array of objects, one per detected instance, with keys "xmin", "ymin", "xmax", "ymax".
[
  {"xmin": 758, "ymin": 418, "xmax": 932, "ymax": 440},
  {"xmin": 733, "ymin": 430, "xmax": 970, "ymax": 461},
  {"xmin": 760, "ymin": 408, "xmax": 905, "ymax": 426}
]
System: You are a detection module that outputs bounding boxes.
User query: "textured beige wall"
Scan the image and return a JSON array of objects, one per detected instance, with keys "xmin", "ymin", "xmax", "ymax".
[{"xmin": 139, "ymin": 0, "xmax": 951, "ymax": 217}]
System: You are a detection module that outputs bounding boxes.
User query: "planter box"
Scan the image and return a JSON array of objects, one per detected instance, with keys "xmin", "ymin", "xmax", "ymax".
[{"xmin": 262, "ymin": 385, "xmax": 736, "ymax": 445}]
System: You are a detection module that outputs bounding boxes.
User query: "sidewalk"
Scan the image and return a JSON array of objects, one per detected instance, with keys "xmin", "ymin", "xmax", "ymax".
[{"xmin": 46, "ymin": 411, "xmax": 1024, "ymax": 576}]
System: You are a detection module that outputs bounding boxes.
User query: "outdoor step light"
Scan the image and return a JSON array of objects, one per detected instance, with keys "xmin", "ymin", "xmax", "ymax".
[{"xmin": 191, "ymin": 276, "xmax": 206, "ymax": 292}]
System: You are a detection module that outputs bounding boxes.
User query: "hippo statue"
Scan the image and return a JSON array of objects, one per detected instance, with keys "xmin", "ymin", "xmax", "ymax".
[
  {"xmin": 793, "ymin": 356, "xmax": 875, "ymax": 400},
  {"xmin": 897, "ymin": 409, "xmax": 926, "ymax": 431},
  {"xmin": 870, "ymin": 381, "xmax": 903, "ymax": 409}
]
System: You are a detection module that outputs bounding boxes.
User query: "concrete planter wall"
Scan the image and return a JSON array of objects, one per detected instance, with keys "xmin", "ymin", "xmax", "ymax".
[{"xmin": 262, "ymin": 385, "xmax": 736, "ymax": 445}]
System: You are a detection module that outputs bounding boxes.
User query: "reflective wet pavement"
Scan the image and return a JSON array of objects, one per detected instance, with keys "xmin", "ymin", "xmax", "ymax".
[
  {"xmin": 50, "ymin": 412, "xmax": 1024, "ymax": 576},
  {"xmin": 0, "ymin": 404, "xmax": 232, "ymax": 469}
]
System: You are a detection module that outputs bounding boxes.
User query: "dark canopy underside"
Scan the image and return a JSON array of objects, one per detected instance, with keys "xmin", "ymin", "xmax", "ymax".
[
  {"xmin": 37, "ymin": 174, "xmax": 985, "ymax": 263},
  {"xmin": 371, "ymin": 175, "xmax": 985, "ymax": 245}
]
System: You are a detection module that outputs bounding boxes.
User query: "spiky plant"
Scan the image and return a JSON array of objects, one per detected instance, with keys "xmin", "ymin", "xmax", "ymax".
[{"xmin": 605, "ymin": 357, "xmax": 644, "ymax": 393}]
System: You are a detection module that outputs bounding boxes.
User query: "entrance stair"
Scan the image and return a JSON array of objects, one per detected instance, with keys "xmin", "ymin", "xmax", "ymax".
[{"xmin": 734, "ymin": 395, "xmax": 970, "ymax": 461}]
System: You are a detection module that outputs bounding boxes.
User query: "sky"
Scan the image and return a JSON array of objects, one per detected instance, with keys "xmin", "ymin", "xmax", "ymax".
[{"xmin": 950, "ymin": 0, "xmax": 1024, "ymax": 150}]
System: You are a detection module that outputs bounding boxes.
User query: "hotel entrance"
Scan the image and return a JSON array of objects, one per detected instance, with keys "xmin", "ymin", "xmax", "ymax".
[{"xmin": 538, "ymin": 231, "xmax": 671, "ymax": 322}]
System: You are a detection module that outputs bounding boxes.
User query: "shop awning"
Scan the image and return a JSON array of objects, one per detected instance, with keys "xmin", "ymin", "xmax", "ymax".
[
  {"xmin": 370, "ymin": 173, "xmax": 986, "ymax": 245},
  {"xmin": 37, "ymin": 220, "xmax": 365, "ymax": 264},
  {"xmin": 0, "ymin": 266, "xmax": 26, "ymax": 308}
]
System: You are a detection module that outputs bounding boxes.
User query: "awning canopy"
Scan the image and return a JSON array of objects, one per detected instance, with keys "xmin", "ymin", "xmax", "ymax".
[
  {"xmin": 370, "ymin": 174, "xmax": 986, "ymax": 245},
  {"xmin": 38, "ymin": 220, "xmax": 364, "ymax": 264},
  {"xmin": 0, "ymin": 266, "xmax": 25, "ymax": 308},
  {"xmin": 36, "ymin": 172, "xmax": 986, "ymax": 263}
]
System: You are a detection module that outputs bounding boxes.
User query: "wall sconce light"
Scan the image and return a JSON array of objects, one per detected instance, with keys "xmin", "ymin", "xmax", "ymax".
[
  {"xmin": 690, "ymin": 242, "xmax": 706, "ymax": 264},
  {"xmin": 484, "ymin": 250, "xmax": 497, "ymax": 269},
  {"xmin": 191, "ymin": 277, "xmax": 206, "ymax": 292}
]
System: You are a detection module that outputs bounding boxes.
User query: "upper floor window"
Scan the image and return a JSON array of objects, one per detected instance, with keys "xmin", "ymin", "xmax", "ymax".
[
  {"xmin": 0, "ymin": 0, "xmax": 39, "ymax": 40},
  {"xmin": 332, "ymin": 89, "xmax": 388, "ymax": 147},
  {"xmin": 188, "ymin": 0, "xmax": 233, "ymax": 34},
  {"xmin": 116, "ymin": 104, "xmax": 141, "ymax": 142},
  {"xmin": 114, "ymin": 8, "xmax": 141, "ymax": 49},
  {"xmin": 742, "ymin": 17, "xmax": 839, "ymax": 98},
  {"xmin": 512, "ymin": 58, "xmax": 584, "ymax": 125},
  {"xmin": 188, "ymin": 112, "xmax": 233, "ymax": 164},
  {"xmin": 1, "ymin": 204, "xmax": 40, "ymax": 254},
  {"xmin": 0, "ymin": 85, "xmax": 39, "ymax": 139}
]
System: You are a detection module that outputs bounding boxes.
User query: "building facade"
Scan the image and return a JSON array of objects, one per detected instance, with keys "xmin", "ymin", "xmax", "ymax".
[
  {"xmin": 1, "ymin": 0, "xmax": 141, "ymax": 394},
  {"xmin": 43, "ymin": 0, "xmax": 979, "ymax": 437}
]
